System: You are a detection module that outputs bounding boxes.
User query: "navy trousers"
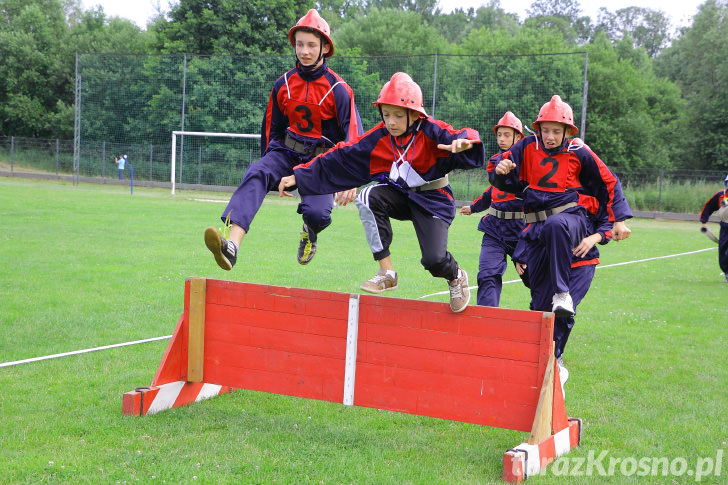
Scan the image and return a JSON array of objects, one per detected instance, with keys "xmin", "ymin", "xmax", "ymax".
[
  {"xmin": 222, "ymin": 148, "xmax": 333, "ymax": 239},
  {"xmin": 523, "ymin": 210, "xmax": 588, "ymax": 313}
]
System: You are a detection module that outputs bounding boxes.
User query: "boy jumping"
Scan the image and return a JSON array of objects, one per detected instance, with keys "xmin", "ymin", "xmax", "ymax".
[{"xmin": 279, "ymin": 73, "xmax": 484, "ymax": 312}]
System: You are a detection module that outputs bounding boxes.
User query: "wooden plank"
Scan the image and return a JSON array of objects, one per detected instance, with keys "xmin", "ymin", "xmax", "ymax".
[
  {"xmin": 528, "ymin": 349, "xmax": 555, "ymax": 444},
  {"xmin": 214, "ymin": 366, "xmax": 343, "ymax": 403},
  {"xmin": 354, "ymin": 381, "xmax": 536, "ymax": 431},
  {"xmin": 354, "ymin": 362, "xmax": 539, "ymax": 406},
  {"xmin": 187, "ymin": 277, "xmax": 206, "ymax": 382},
  {"xmin": 203, "ymin": 319, "xmax": 347, "ymax": 360},
  {"xmin": 204, "ymin": 303, "xmax": 348, "ymax": 339},
  {"xmin": 205, "ymin": 280, "xmax": 351, "ymax": 318},
  {"xmin": 150, "ymin": 314, "xmax": 187, "ymax": 386},
  {"xmin": 204, "ymin": 340, "xmax": 345, "ymax": 381},
  {"xmin": 359, "ymin": 324, "xmax": 541, "ymax": 363},
  {"xmin": 357, "ymin": 339, "xmax": 540, "ymax": 377}
]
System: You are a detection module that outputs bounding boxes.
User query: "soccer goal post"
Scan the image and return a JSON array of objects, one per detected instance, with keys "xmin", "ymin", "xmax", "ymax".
[{"xmin": 170, "ymin": 131, "xmax": 261, "ymax": 194}]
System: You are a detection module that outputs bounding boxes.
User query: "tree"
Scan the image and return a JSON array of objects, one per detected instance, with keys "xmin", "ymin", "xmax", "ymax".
[
  {"xmin": 593, "ymin": 7, "xmax": 673, "ymax": 57},
  {"xmin": 368, "ymin": 0, "xmax": 438, "ymax": 15},
  {"xmin": 0, "ymin": 0, "xmax": 72, "ymax": 137},
  {"xmin": 153, "ymin": 0, "xmax": 306, "ymax": 55},
  {"xmin": 335, "ymin": 7, "xmax": 452, "ymax": 56},
  {"xmin": 656, "ymin": 0, "xmax": 728, "ymax": 171},
  {"xmin": 583, "ymin": 33, "xmax": 683, "ymax": 173},
  {"xmin": 429, "ymin": 1, "xmax": 520, "ymax": 45},
  {"xmin": 525, "ymin": 0, "xmax": 582, "ymax": 19},
  {"xmin": 523, "ymin": 0, "xmax": 592, "ymax": 45}
]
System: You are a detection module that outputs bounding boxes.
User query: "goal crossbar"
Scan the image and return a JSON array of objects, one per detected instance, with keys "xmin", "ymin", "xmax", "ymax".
[{"xmin": 170, "ymin": 130, "xmax": 261, "ymax": 194}]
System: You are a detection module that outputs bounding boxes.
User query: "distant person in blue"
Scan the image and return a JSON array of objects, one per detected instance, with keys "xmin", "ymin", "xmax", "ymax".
[
  {"xmin": 115, "ymin": 155, "xmax": 127, "ymax": 180},
  {"xmin": 699, "ymin": 173, "xmax": 728, "ymax": 282}
]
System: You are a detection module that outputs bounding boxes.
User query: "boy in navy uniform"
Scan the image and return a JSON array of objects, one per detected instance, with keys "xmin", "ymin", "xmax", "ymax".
[
  {"xmin": 492, "ymin": 95, "xmax": 632, "ymax": 319},
  {"xmin": 460, "ymin": 111, "xmax": 526, "ymax": 307},
  {"xmin": 204, "ymin": 9, "xmax": 362, "ymax": 270},
  {"xmin": 279, "ymin": 73, "xmax": 485, "ymax": 312},
  {"xmin": 699, "ymin": 174, "xmax": 728, "ymax": 281}
]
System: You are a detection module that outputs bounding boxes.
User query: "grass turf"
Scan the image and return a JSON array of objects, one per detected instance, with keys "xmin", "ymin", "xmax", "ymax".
[{"xmin": 1, "ymin": 177, "xmax": 726, "ymax": 483}]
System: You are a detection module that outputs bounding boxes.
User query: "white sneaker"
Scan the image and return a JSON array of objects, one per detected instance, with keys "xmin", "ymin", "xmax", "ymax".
[
  {"xmin": 557, "ymin": 356, "xmax": 569, "ymax": 398},
  {"xmin": 448, "ymin": 268, "xmax": 470, "ymax": 313},
  {"xmin": 552, "ymin": 292, "xmax": 574, "ymax": 317}
]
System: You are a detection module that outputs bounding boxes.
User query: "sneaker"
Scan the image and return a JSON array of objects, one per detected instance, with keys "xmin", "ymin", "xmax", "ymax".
[
  {"xmin": 557, "ymin": 356, "xmax": 569, "ymax": 398},
  {"xmin": 552, "ymin": 292, "xmax": 574, "ymax": 317},
  {"xmin": 297, "ymin": 224, "xmax": 317, "ymax": 265},
  {"xmin": 204, "ymin": 227, "xmax": 237, "ymax": 271},
  {"xmin": 360, "ymin": 271, "xmax": 398, "ymax": 294},
  {"xmin": 448, "ymin": 268, "xmax": 470, "ymax": 313}
]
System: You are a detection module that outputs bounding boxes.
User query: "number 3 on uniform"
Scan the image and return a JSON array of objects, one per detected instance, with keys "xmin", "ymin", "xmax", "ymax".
[{"xmin": 289, "ymin": 102, "xmax": 323, "ymax": 138}]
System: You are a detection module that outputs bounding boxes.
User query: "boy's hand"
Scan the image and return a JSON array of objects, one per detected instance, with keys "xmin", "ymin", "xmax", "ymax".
[
  {"xmin": 612, "ymin": 221, "xmax": 631, "ymax": 241},
  {"xmin": 437, "ymin": 138, "xmax": 480, "ymax": 153},
  {"xmin": 335, "ymin": 188, "xmax": 357, "ymax": 206},
  {"xmin": 495, "ymin": 159, "xmax": 516, "ymax": 175},
  {"xmin": 459, "ymin": 205, "xmax": 472, "ymax": 215},
  {"xmin": 515, "ymin": 262, "xmax": 527, "ymax": 276},
  {"xmin": 573, "ymin": 233, "xmax": 602, "ymax": 258},
  {"xmin": 278, "ymin": 175, "xmax": 296, "ymax": 197}
]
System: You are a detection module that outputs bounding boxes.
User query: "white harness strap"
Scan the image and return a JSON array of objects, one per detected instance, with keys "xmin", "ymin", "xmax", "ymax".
[{"xmin": 283, "ymin": 73, "xmax": 345, "ymax": 105}]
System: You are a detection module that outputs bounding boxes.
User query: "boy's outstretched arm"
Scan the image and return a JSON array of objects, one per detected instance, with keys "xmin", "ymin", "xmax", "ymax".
[{"xmin": 437, "ymin": 138, "xmax": 480, "ymax": 153}]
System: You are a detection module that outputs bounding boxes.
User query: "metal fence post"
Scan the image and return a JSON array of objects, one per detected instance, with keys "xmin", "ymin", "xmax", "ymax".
[
  {"xmin": 56, "ymin": 139, "xmax": 60, "ymax": 176},
  {"xmin": 467, "ymin": 172, "xmax": 471, "ymax": 202},
  {"xmin": 658, "ymin": 168, "xmax": 663, "ymax": 213},
  {"xmin": 198, "ymin": 146, "xmax": 202, "ymax": 185},
  {"xmin": 580, "ymin": 52, "xmax": 588, "ymax": 140},
  {"xmin": 179, "ymin": 54, "xmax": 188, "ymax": 187},
  {"xmin": 10, "ymin": 136, "xmax": 14, "ymax": 172},
  {"xmin": 431, "ymin": 53, "xmax": 438, "ymax": 117}
]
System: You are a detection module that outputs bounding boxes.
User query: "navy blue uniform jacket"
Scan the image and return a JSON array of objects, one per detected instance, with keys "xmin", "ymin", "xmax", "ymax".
[
  {"xmin": 491, "ymin": 135, "xmax": 632, "ymax": 223},
  {"xmin": 292, "ymin": 117, "xmax": 485, "ymax": 224}
]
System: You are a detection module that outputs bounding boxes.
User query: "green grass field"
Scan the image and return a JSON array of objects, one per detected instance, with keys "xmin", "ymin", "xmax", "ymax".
[{"xmin": 1, "ymin": 177, "xmax": 726, "ymax": 484}]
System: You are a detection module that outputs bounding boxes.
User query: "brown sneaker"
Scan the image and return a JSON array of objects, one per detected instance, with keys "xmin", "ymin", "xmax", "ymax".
[
  {"xmin": 448, "ymin": 268, "xmax": 470, "ymax": 313},
  {"xmin": 360, "ymin": 271, "xmax": 398, "ymax": 294}
]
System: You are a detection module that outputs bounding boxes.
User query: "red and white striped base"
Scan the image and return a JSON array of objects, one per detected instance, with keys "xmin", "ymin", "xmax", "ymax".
[
  {"xmin": 503, "ymin": 418, "xmax": 582, "ymax": 482},
  {"xmin": 122, "ymin": 381, "xmax": 234, "ymax": 416}
]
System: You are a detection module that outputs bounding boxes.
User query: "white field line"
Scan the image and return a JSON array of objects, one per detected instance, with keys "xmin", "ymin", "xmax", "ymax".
[
  {"xmin": 419, "ymin": 247, "xmax": 717, "ymax": 299},
  {"xmin": 0, "ymin": 335, "xmax": 172, "ymax": 368},
  {"xmin": 3, "ymin": 248, "xmax": 717, "ymax": 367}
]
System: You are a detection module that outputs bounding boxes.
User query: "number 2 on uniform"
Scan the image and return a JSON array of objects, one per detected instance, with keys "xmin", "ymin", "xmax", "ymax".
[
  {"xmin": 536, "ymin": 157, "xmax": 559, "ymax": 189},
  {"xmin": 294, "ymin": 105, "xmax": 314, "ymax": 133}
]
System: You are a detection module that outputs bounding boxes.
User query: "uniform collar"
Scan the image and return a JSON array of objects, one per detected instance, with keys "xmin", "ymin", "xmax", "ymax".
[{"xmin": 296, "ymin": 60, "xmax": 328, "ymax": 81}]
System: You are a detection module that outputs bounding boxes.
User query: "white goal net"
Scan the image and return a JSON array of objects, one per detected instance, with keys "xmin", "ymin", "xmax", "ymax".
[{"xmin": 170, "ymin": 131, "xmax": 261, "ymax": 194}]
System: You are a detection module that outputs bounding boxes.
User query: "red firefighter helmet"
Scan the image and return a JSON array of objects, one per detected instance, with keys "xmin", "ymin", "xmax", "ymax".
[
  {"xmin": 372, "ymin": 72, "xmax": 428, "ymax": 118},
  {"xmin": 288, "ymin": 9, "xmax": 334, "ymax": 57},
  {"xmin": 532, "ymin": 95, "xmax": 578, "ymax": 135},
  {"xmin": 493, "ymin": 111, "xmax": 523, "ymax": 136}
]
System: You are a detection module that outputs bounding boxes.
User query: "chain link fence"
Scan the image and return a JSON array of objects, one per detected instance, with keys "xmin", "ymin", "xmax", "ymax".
[
  {"xmin": 71, "ymin": 52, "xmax": 587, "ymax": 196},
  {"xmin": 3, "ymin": 134, "xmax": 725, "ymax": 215},
  {"xmin": 2, "ymin": 52, "xmax": 720, "ymax": 214}
]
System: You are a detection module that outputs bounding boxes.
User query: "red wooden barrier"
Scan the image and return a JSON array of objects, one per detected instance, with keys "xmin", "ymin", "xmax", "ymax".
[{"xmin": 123, "ymin": 277, "xmax": 581, "ymax": 482}]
